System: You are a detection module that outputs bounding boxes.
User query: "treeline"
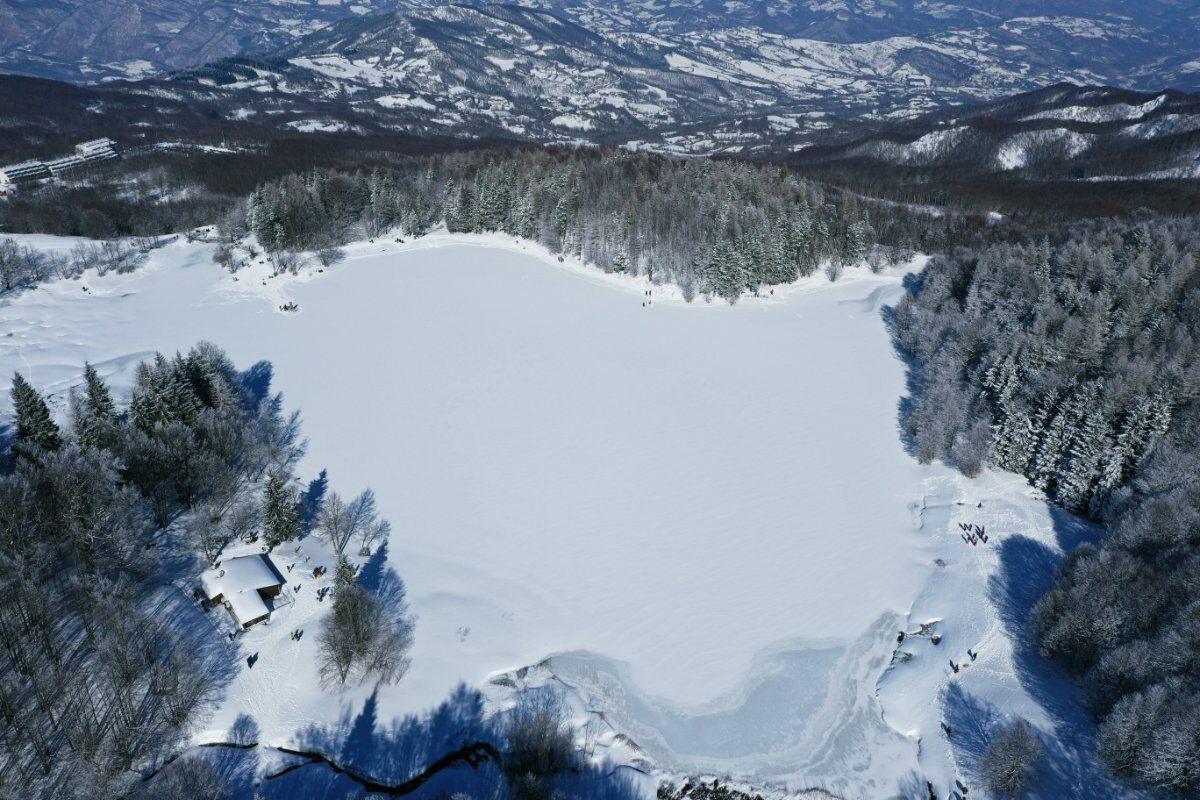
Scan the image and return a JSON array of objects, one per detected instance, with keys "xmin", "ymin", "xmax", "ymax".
[
  {"xmin": 0, "ymin": 181, "xmax": 228, "ymax": 240},
  {"xmin": 0, "ymin": 237, "xmax": 162, "ymax": 296},
  {"xmin": 0, "ymin": 344, "xmax": 306, "ymax": 798},
  {"xmin": 892, "ymin": 216, "xmax": 1200, "ymax": 792},
  {"xmin": 0, "ymin": 135, "xmax": 500, "ymax": 240},
  {"xmin": 243, "ymin": 149, "xmax": 971, "ymax": 301}
]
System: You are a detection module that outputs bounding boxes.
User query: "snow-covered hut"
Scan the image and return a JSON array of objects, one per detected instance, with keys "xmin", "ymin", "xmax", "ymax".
[{"xmin": 201, "ymin": 554, "xmax": 285, "ymax": 629}]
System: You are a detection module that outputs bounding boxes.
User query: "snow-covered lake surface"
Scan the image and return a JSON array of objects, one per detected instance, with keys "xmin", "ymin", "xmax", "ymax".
[{"xmin": 0, "ymin": 234, "xmax": 1140, "ymax": 798}]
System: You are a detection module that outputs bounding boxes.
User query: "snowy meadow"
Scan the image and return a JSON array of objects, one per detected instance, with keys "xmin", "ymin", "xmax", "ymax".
[{"xmin": 0, "ymin": 234, "xmax": 1141, "ymax": 798}]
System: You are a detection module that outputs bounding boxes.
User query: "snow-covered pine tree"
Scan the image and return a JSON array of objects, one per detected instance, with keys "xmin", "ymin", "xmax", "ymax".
[
  {"xmin": 844, "ymin": 220, "xmax": 872, "ymax": 266},
  {"xmin": 787, "ymin": 202, "xmax": 816, "ymax": 276},
  {"xmin": 705, "ymin": 241, "xmax": 746, "ymax": 303},
  {"xmin": 71, "ymin": 362, "xmax": 117, "ymax": 450},
  {"xmin": 1031, "ymin": 391, "xmax": 1069, "ymax": 494},
  {"xmin": 262, "ymin": 471, "xmax": 300, "ymax": 549},
  {"xmin": 1056, "ymin": 403, "xmax": 1110, "ymax": 511},
  {"xmin": 507, "ymin": 181, "xmax": 536, "ymax": 240},
  {"xmin": 763, "ymin": 229, "xmax": 793, "ymax": 285},
  {"xmin": 82, "ymin": 362, "xmax": 116, "ymax": 422},
  {"xmin": 991, "ymin": 401, "xmax": 1028, "ymax": 473},
  {"xmin": 1032, "ymin": 237, "xmax": 1052, "ymax": 283},
  {"xmin": 982, "ymin": 355, "xmax": 1020, "ymax": 405},
  {"xmin": 130, "ymin": 355, "xmax": 202, "ymax": 432},
  {"xmin": 10, "ymin": 373, "xmax": 62, "ymax": 452},
  {"xmin": 181, "ymin": 344, "xmax": 240, "ymax": 411},
  {"xmin": 552, "ymin": 193, "xmax": 574, "ymax": 244},
  {"xmin": 1089, "ymin": 391, "xmax": 1173, "ymax": 516}
]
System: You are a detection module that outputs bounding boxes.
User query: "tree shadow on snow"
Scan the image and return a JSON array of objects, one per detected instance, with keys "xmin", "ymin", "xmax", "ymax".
[
  {"xmin": 880, "ymin": 274, "xmax": 925, "ymax": 457},
  {"xmin": 256, "ymin": 683, "xmax": 644, "ymax": 800},
  {"xmin": 238, "ymin": 360, "xmax": 274, "ymax": 408},
  {"xmin": 261, "ymin": 683, "xmax": 503, "ymax": 799},
  {"xmin": 979, "ymin": 532, "xmax": 1151, "ymax": 799},
  {"xmin": 140, "ymin": 714, "xmax": 261, "ymax": 798},
  {"xmin": 357, "ymin": 540, "xmax": 407, "ymax": 609},
  {"xmin": 209, "ymin": 714, "xmax": 262, "ymax": 796},
  {"xmin": 299, "ymin": 469, "xmax": 328, "ymax": 532},
  {"xmin": 942, "ymin": 682, "xmax": 1004, "ymax": 772}
]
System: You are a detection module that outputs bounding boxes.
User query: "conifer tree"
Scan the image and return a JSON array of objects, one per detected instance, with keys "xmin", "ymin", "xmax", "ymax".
[
  {"xmin": 83, "ymin": 362, "xmax": 116, "ymax": 422},
  {"xmin": 1057, "ymin": 405, "xmax": 1109, "ymax": 511},
  {"xmin": 10, "ymin": 373, "xmax": 61, "ymax": 452},
  {"xmin": 129, "ymin": 355, "xmax": 201, "ymax": 432},
  {"xmin": 262, "ymin": 472, "xmax": 300, "ymax": 548},
  {"xmin": 1031, "ymin": 394, "xmax": 1069, "ymax": 495},
  {"xmin": 72, "ymin": 363, "xmax": 117, "ymax": 450}
]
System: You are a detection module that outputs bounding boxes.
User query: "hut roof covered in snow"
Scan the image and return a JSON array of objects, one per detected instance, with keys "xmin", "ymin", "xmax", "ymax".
[{"xmin": 201, "ymin": 554, "xmax": 283, "ymax": 627}]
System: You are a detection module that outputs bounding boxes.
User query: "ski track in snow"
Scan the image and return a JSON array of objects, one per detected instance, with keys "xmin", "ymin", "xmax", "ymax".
[{"xmin": 0, "ymin": 232, "xmax": 1142, "ymax": 799}]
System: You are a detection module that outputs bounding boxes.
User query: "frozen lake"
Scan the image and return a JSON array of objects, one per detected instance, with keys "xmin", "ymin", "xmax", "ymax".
[{"xmin": 5, "ymin": 234, "xmax": 1030, "ymax": 795}]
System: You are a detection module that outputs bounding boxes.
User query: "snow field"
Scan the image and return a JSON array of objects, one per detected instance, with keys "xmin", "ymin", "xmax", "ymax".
[{"xmin": 0, "ymin": 232, "xmax": 1134, "ymax": 798}]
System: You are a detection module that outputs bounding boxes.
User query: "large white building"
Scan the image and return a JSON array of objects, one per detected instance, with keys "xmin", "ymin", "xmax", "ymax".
[
  {"xmin": 75, "ymin": 138, "xmax": 119, "ymax": 162},
  {"xmin": 0, "ymin": 138, "xmax": 120, "ymax": 187},
  {"xmin": 0, "ymin": 160, "xmax": 51, "ymax": 185},
  {"xmin": 45, "ymin": 154, "xmax": 87, "ymax": 175}
]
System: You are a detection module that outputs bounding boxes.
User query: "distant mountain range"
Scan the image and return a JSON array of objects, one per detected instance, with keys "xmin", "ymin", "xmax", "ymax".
[
  {"xmin": 1, "ymin": 0, "xmax": 1200, "ymax": 178},
  {"xmin": 790, "ymin": 83, "xmax": 1200, "ymax": 184},
  {"xmin": 0, "ymin": 0, "xmax": 403, "ymax": 81},
  {"xmin": 1, "ymin": 1, "xmax": 1199, "ymax": 148}
]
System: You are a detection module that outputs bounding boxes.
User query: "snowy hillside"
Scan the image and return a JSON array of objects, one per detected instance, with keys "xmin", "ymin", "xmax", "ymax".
[
  {"xmin": 165, "ymin": 5, "xmax": 1200, "ymax": 152},
  {"xmin": 791, "ymin": 84, "xmax": 1200, "ymax": 185},
  {"xmin": 3, "ymin": 1, "xmax": 1200, "ymax": 154},
  {"xmin": 0, "ymin": 233, "xmax": 1147, "ymax": 798}
]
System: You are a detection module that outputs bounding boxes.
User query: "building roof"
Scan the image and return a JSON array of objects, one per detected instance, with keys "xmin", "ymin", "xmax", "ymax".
[
  {"xmin": 76, "ymin": 138, "xmax": 118, "ymax": 159},
  {"xmin": 0, "ymin": 160, "xmax": 50, "ymax": 179},
  {"xmin": 201, "ymin": 554, "xmax": 283, "ymax": 624},
  {"xmin": 46, "ymin": 155, "xmax": 85, "ymax": 173},
  {"xmin": 226, "ymin": 586, "xmax": 270, "ymax": 625}
]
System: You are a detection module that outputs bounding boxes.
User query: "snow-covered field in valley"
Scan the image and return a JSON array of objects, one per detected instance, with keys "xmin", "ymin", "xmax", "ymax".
[{"xmin": 0, "ymin": 234, "xmax": 1142, "ymax": 799}]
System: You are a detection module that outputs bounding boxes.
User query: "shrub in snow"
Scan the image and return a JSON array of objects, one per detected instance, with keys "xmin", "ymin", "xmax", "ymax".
[
  {"xmin": 982, "ymin": 719, "xmax": 1044, "ymax": 797},
  {"xmin": 502, "ymin": 691, "xmax": 577, "ymax": 799},
  {"xmin": 269, "ymin": 250, "xmax": 301, "ymax": 275},
  {"xmin": 212, "ymin": 243, "xmax": 237, "ymax": 272},
  {"xmin": 316, "ymin": 247, "xmax": 344, "ymax": 268}
]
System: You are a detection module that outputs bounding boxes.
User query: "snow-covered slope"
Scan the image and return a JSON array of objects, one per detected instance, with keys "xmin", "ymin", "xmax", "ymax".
[
  {"xmin": 0, "ymin": 0, "xmax": 405, "ymax": 82},
  {"xmin": 4, "ymin": 1, "xmax": 1199, "ymax": 154},
  {"xmin": 187, "ymin": 3, "xmax": 1200, "ymax": 151},
  {"xmin": 792, "ymin": 84, "xmax": 1200, "ymax": 183},
  {"xmin": 0, "ymin": 234, "xmax": 1146, "ymax": 798}
]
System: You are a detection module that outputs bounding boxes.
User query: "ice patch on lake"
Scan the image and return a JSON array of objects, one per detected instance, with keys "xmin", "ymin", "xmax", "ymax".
[{"xmin": 489, "ymin": 612, "xmax": 914, "ymax": 797}]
